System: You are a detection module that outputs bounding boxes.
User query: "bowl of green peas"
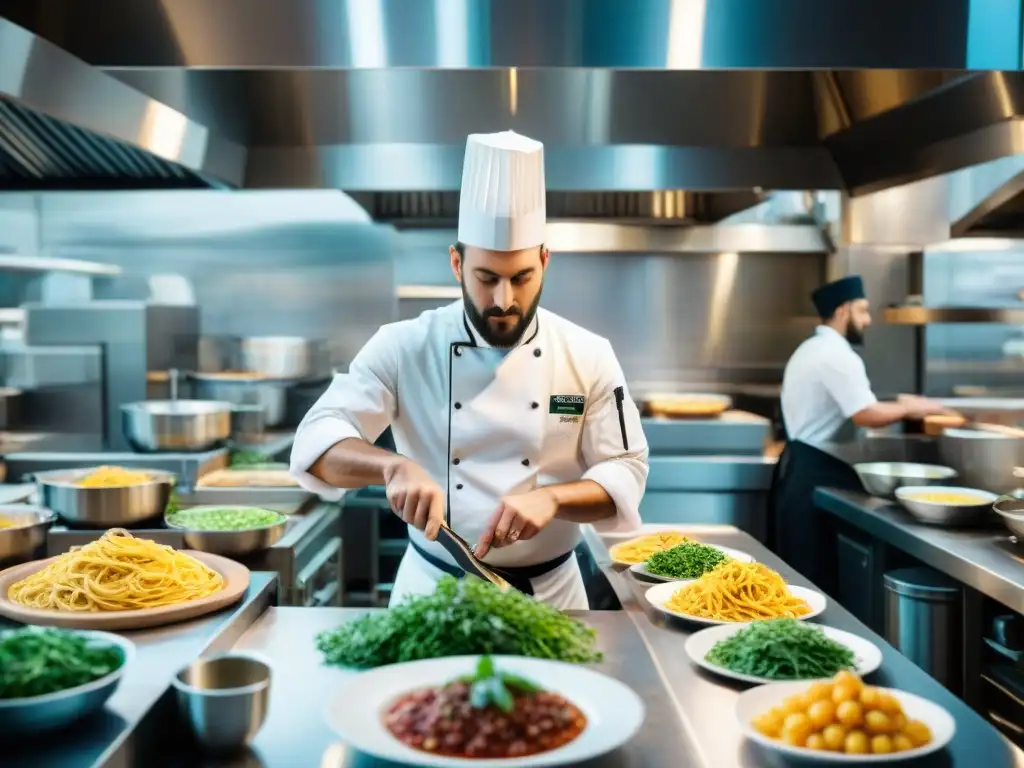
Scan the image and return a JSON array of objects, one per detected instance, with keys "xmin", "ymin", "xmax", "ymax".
[{"xmin": 165, "ymin": 505, "xmax": 288, "ymax": 557}]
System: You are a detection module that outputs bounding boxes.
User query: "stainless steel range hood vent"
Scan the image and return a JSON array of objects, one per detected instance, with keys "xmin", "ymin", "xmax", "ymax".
[
  {"xmin": 358, "ymin": 191, "xmax": 767, "ymax": 227},
  {"xmin": 0, "ymin": 18, "xmax": 244, "ymax": 190}
]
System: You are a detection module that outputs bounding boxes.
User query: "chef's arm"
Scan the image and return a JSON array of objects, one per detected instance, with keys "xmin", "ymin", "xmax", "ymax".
[
  {"xmin": 576, "ymin": 342, "xmax": 650, "ymax": 533},
  {"xmin": 851, "ymin": 402, "xmax": 914, "ymax": 428},
  {"xmin": 290, "ymin": 328, "xmax": 400, "ymax": 499}
]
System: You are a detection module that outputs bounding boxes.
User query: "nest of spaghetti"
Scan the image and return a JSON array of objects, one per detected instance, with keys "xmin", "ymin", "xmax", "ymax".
[
  {"xmin": 665, "ymin": 560, "xmax": 811, "ymax": 622},
  {"xmin": 7, "ymin": 529, "xmax": 225, "ymax": 612}
]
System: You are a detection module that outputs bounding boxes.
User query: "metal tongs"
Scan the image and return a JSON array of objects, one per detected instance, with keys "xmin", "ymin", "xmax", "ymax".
[{"xmin": 435, "ymin": 522, "xmax": 513, "ymax": 593}]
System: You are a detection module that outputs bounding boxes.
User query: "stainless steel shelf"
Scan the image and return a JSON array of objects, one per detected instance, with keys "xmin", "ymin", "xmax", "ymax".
[
  {"xmin": 0, "ymin": 254, "xmax": 121, "ymax": 276},
  {"xmin": 885, "ymin": 306, "xmax": 1024, "ymax": 324}
]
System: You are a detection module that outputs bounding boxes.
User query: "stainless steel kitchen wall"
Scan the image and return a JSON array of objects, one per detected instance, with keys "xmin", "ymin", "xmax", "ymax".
[
  {"xmin": 9, "ymin": 191, "xmax": 396, "ymax": 369},
  {"xmin": 395, "ymin": 230, "xmax": 824, "ymax": 392}
]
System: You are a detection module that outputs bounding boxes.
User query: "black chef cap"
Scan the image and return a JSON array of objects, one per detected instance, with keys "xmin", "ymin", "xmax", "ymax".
[{"xmin": 811, "ymin": 275, "xmax": 866, "ymax": 319}]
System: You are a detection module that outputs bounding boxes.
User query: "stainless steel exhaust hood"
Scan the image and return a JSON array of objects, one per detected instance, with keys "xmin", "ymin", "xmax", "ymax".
[
  {"xmin": 6, "ymin": 0, "xmax": 1024, "ymax": 214},
  {"xmin": 0, "ymin": 18, "xmax": 244, "ymax": 190}
]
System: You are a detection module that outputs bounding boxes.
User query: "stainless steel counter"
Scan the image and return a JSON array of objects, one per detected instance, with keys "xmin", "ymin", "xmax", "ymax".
[
  {"xmin": 2, "ymin": 572, "xmax": 277, "ymax": 768},
  {"xmin": 153, "ymin": 526, "xmax": 1020, "ymax": 768},
  {"xmin": 814, "ymin": 488, "xmax": 1024, "ymax": 614}
]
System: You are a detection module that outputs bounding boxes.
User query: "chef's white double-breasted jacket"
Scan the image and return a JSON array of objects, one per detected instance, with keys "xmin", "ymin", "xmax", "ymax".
[{"xmin": 290, "ymin": 300, "xmax": 649, "ymax": 571}]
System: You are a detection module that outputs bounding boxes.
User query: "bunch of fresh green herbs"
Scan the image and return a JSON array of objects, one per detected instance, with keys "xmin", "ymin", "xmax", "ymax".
[
  {"xmin": 315, "ymin": 576, "xmax": 602, "ymax": 668},
  {"xmin": 0, "ymin": 628, "xmax": 124, "ymax": 699},
  {"xmin": 644, "ymin": 541, "xmax": 729, "ymax": 579},
  {"xmin": 705, "ymin": 618, "xmax": 856, "ymax": 679}
]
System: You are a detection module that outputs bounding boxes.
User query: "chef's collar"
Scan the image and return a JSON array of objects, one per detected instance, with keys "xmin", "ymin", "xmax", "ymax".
[
  {"xmin": 816, "ymin": 324, "xmax": 852, "ymax": 348},
  {"xmin": 462, "ymin": 309, "xmax": 539, "ymax": 349}
]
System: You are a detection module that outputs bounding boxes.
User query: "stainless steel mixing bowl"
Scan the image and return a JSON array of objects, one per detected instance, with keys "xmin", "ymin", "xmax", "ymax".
[
  {"xmin": 938, "ymin": 428, "xmax": 1024, "ymax": 495},
  {"xmin": 894, "ymin": 485, "xmax": 998, "ymax": 527},
  {"xmin": 993, "ymin": 496, "xmax": 1024, "ymax": 537},
  {"xmin": 173, "ymin": 654, "xmax": 271, "ymax": 754},
  {"xmin": 122, "ymin": 400, "xmax": 233, "ymax": 453},
  {"xmin": 0, "ymin": 504, "xmax": 55, "ymax": 564},
  {"xmin": 854, "ymin": 462, "xmax": 958, "ymax": 499},
  {"xmin": 164, "ymin": 506, "xmax": 288, "ymax": 556},
  {"xmin": 190, "ymin": 375, "xmax": 287, "ymax": 428},
  {"xmin": 35, "ymin": 467, "xmax": 175, "ymax": 528},
  {"xmin": 0, "ymin": 630, "xmax": 134, "ymax": 736}
]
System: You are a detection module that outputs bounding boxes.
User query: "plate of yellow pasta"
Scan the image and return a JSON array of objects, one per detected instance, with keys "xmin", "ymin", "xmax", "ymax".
[
  {"xmin": 0, "ymin": 529, "xmax": 250, "ymax": 630},
  {"xmin": 644, "ymin": 561, "xmax": 826, "ymax": 626},
  {"xmin": 736, "ymin": 671, "xmax": 954, "ymax": 761},
  {"xmin": 608, "ymin": 530, "xmax": 696, "ymax": 566}
]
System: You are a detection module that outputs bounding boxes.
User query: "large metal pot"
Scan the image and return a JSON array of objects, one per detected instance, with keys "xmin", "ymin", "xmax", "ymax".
[
  {"xmin": 189, "ymin": 375, "xmax": 287, "ymax": 427},
  {"xmin": 938, "ymin": 428, "xmax": 1024, "ymax": 495},
  {"xmin": 35, "ymin": 467, "xmax": 175, "ymax": 527},
  {"xmin": 122, "ymin": 400, "xmax": 233, "ymax": 453},
  {"xmin": 239, "ymin": 336, "xmax": 328, "ymax": 380},
  {"xmin": 0, "ymin": 504, "xmax": 55, "ymax": 564}
]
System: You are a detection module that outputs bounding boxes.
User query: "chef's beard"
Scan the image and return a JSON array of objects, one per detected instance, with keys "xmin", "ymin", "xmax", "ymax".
[
  {"xmin": 845, "ymin": 320, "xmax": 865, "ymax": 346},
  {"xmin": 463, "ymin": 282, "xmax": 543, "ymax": 348}
]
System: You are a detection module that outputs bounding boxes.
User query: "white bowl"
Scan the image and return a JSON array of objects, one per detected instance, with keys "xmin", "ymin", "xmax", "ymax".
[
  {"xmin": 686, "ymin": 623, "xmax": 883, "ymax": 684},
  {"xmin": 644, "ymin": 580, "xmax": 827, "ymax": 626},
  {"xmin": 736, "ymin": 680, "xmax": 955, "ymax": 762}
]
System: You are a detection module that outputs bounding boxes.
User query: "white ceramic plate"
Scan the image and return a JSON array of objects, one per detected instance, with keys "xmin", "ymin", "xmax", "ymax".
[
  {"xmin": 629, "ymin": 546, "xmax": 755, "ymax": 582},
  {"xmin": 324, "ymin": 655, "xmax": 646, "ymax": 767},
  {"xmin": 685, "ymin": 623, "xmax": 883, "ymax": 684},
  {"xmin": 644, "ymin": 580, "xmax": 827, "ymax": 626},
  {"xmin": 735, "ymin": 681, "xmax": 955, "ymax": 762}
]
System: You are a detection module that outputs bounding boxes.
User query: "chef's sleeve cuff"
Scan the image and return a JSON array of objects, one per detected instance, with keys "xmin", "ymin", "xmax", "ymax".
[
  {"xmin": 582, "ymin": 459, "xmax": 646, "ymax": 534},
  {"xmin": 289, "ymin": 419, "xmax": 363, "ymax": 502}
]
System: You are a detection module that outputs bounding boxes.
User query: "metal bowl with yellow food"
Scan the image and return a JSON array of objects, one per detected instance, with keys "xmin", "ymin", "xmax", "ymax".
[
  {"xmin": 34, "ymin": 466, "xmax": 174, "ymax": 528},
  {"xmin": 894, "ymin": 486, "xmax": 998, "ymax": 527}
]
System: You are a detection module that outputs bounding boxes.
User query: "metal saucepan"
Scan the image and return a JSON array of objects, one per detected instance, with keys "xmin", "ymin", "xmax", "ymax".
[
  {"xmin": 122, "ymin": 400, "xmax": 233, "ymax": 453},
  {"xmin": 188, "ymin": 374, "xmax": 287, "ymax": 428},
  {"xmin": 239, "ymin": 336, "xmax": 329, "ymax": 380},
  {"xmin": 854, "ymin": 462, "xmax": 958, "ymax": 499},
  {"xmin": 0, "ymin": 504, "xmax": 55, "ymax": 564},
  {"xmin": 938, "ymin": 428, "xmax": 1024, "ymax": 495},
  {"xmin": 35, "ymin": 467, "xmax": 175, "ymax": 528}
]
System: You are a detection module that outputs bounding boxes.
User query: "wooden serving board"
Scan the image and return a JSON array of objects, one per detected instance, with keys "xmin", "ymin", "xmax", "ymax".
[
  {"xmin": 196, "ymin": 468, "xmax": 298, "ymax": 488},
  {"xmin": 0, "ymin": 551, "xmax": 250, "ymax": 630}
]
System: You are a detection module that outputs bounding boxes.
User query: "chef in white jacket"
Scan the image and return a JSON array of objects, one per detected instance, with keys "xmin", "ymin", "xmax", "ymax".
[{"xmin": 290, "ymin": 130, "xmax": 649, "ymax": 609}]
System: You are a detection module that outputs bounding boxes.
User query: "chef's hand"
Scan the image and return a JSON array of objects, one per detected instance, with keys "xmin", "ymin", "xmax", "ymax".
[
  {"xmin": 382, "ymin": 458, "xmax": 445, "ymax": 540},
  {"xmin": 475, "ymin": 488, "xmax": 558, "ymax": 558},
  {"xmin": 898, "ymin": 394, "xmax": 947, "ymax": 419}
]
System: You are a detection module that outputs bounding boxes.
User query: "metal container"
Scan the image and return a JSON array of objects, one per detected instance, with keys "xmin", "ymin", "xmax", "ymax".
[
  {"xmin": 993, "ymin": 496, "xmax": 1024, "ymax": 538},
  {"xmin": 173, "ymin": 654, "xmax": 270, "ymax": 754},
  {"xmin": 122, "ymin": 400, "xmax": 233, "ymax": 453},
  {"xmin": 35, "ymin": 467, "xmax": 175, "ymax": 528},
  {"xmin": 884, "ymin": 567, "xmax": 961, "ymax": 693},
  {"xmin": 239, "ymin": 336, "xmax": 328, "ymax": 380},
  {"xmin": 854, "ymin": 462, "xmax": 958, "ymax": 499},
  {"xmin": 0, "ymin": 630, "xmax": 134, "ymax": 736},
  {"xmin": 0, "ymin": 504, "xmax": 55, "ymax": 564},
  {"xmin": 894, "ymin": 485, "xmax": 998, "ymax": 527},
  {"xmin": 230, "ymin": 404, "xmax": 266, "ymax": 440},
  {"xmin": 190, "ymin": 375, "xmax": 287, "ymax": 428},
  {"xmin": 938, "ymin": 428, "xmax": 1024, "ymax": 495},
  {"xmin": 0, "ymin": 387, "xmax": 22, "ymax": 430},
  {"xmin": 165, "ymin": 506, "xmax": 288, "ymax": 556}
]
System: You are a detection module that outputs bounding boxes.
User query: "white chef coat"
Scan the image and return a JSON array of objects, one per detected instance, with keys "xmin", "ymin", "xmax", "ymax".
[
  {"xmin": 290, "ymin": 300, "xmax": 649, "ymax": 607},
  {"xmin": 780, "ymin": 325, "xmax": 877, "ymax": 452}
]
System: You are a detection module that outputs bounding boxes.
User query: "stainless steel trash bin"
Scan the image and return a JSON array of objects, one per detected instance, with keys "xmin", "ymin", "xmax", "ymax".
[{"xmin": 883, "ymin": 566, "xmax": 962, "ymax": 693}]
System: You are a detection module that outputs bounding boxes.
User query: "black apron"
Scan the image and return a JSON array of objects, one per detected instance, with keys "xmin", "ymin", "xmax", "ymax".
[{"xmin": 768, "ymin": 438, "xmax": 863, "ymax": 596}]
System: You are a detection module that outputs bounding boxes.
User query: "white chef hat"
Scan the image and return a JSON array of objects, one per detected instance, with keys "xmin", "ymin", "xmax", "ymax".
[{"xmin": 457, "ymin": 130, "xmax": 546, "ymax": 252}]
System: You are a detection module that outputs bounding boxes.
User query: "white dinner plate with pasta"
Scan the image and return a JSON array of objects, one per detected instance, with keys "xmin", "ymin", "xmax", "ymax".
[
  {"xmin": 685, "ymin": 623, "xmax": 883, "ymax": 685},
  {"xmin": 607, "ymin": 530, "xmax": 696, "ymax": 565},
  {"xmin": 628, "ymin": 545, "xmax": 755, "ymax": 582},
  {"xmin": 644, "ymin": 577, "xmax": 827, "ymax": 627},
  {"xmin": 0, "ymin": 529, "xmax": 250, "ymax": 630}
]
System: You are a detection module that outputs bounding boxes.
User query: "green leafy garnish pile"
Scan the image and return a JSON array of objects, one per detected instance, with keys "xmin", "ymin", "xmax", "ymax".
[
  {"xmin": 645, "ymin": 541, "xmax": 729, "ymax": 579},
  {"xmin": 315, "ymin": 576, "xmax": 602, "ymax": 668},
  {"xmin": 454, "ymin": 655, "xmax": 542, "ymax": 713},
  {"xmin": 230, "ymin": 450, "xmax": 273, "ymax": 469},
  {"xmin": 705, "ymin": 618, "xmax": 856, "ymax": 680},
  {"xmin": 0, "ymin": 628, "xmax": 124, "ymax": 699}
]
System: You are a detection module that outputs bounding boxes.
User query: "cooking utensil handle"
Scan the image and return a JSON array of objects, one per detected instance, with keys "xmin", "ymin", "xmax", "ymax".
[{"xmin": 169, "ymin": 368, "xmax": 180, "ymax": 401}]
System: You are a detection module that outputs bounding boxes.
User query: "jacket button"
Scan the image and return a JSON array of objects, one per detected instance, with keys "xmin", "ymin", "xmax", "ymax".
[
  {"xmin": 454, "ymin": 348, "xmax": 462, "ymax": 357},
  {"xmin": 454, "ymin": 402, "xmax": 462, "ymax": 410},
  {"xmin": 533, "ymin": 348, "xmax": 542, "ymax": 358},
  {"xmin": 531, "ymin": 401, "xmax": 539, "ymax": 409},
  {"xmin": 456, "ymin": 483, "xmax": 464, "ymax": 490},
  {"xmin": 522, "ymin": 459, "xmax": 530, "ymax": 466},
  {"xmin": 452, "ymin": 458, "xmax": 460, "ymax": 465}
]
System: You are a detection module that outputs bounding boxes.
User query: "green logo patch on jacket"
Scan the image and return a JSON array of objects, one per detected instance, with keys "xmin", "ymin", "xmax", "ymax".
[{"xmin": 549, "ymin": 395, "xmax": 585, "ymax": 416}]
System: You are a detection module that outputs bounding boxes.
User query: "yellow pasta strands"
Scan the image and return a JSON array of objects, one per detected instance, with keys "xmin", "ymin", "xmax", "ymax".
[
  {"xmin": 666, "ymin": 560, "xmax": 811, "ymax": 622},
  {"xmin": 609, "ymin": 531, "xmax": 694, "ymax": 564},
  {"xmin": 8, "ymin": 529, "xmax": 224, "ymax": 612},
  {"xmin": 76, "ymin": 466, "xmax": 153, "ymax": 488}
]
